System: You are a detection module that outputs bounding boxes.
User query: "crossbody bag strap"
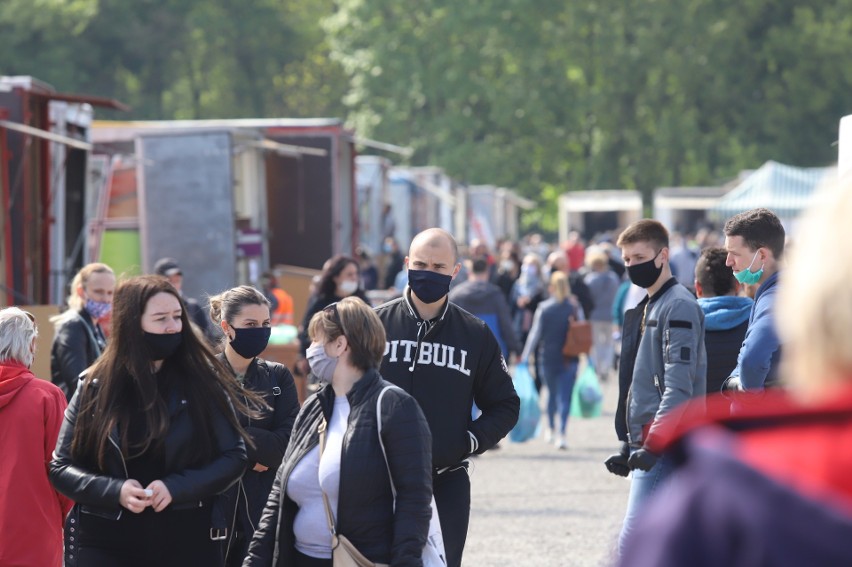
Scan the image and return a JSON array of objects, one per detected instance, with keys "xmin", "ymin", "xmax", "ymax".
[
  {"xmin": 376, "ymin": 385, "xmax": 398, "ymax": 503},
  {"xmin": 317, "ymin": 419, "xmax": 337, "ymax": 537}
]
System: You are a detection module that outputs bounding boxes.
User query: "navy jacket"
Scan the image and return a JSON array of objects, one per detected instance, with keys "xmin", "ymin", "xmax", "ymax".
[
  {"xmin": 520, "ymin": 297, "xmax": 578, "ymax": 376},
  {"xmin": 698, "ymin": 295, "xmax": 753, "ymax": 395}
]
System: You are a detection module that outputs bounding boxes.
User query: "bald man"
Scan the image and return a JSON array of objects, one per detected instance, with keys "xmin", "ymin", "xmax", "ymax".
[{"xmin": 375, "ymin": 228, "xmax": 520, "ymax": 567}]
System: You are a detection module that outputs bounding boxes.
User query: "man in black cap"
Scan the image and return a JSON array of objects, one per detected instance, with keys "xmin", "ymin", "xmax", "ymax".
[{"xmin": 153, "ymin": 257, "xmax": 216, "ymax": 343}]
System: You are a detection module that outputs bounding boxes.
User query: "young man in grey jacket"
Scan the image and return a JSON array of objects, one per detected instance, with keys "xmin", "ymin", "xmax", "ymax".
[{"xmin": 603, "ymin": 219, "xmax": 707, "ymax": 555}]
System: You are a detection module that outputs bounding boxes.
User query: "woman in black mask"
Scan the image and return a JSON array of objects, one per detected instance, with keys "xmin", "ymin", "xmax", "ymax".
[
  {"xmin": 209, "ymin": 285, "xmax": 300, "ymax": 566},
  {"xmin": 50, "ymin": 276, "xmax": 254, "ymax": 567}
]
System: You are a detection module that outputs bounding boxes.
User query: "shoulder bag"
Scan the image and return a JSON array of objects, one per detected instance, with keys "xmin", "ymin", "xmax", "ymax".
[{"xmin": 562, "ymin": 298, "xmax": 592, "ymax": 357}]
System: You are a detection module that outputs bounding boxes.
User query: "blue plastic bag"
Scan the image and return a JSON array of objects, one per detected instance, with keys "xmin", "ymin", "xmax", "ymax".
[
  {"xmin": 570, "ymin": 362, "xmax": 603, "ymax": 418},
  {"xmin": 509, "ymin": 362, "xmax": 541, "ymax": 442}
]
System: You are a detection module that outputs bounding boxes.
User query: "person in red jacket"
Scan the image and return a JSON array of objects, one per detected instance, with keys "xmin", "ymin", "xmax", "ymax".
[{"xmin": 0, "ymin": 307, "xmax": 72, "ymax": 567}]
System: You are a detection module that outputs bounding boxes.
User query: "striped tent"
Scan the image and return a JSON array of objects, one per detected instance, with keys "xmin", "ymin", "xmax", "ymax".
[{"xmin": 712, "ymin": 161, "xmax": 835, "ymax": 220}]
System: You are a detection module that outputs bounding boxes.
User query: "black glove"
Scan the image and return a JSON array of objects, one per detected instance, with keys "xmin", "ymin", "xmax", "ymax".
[
  {"xmin": 627, "ymin": 448, "xmax": 659, "ymax": 472},
  {"xmin": 604, "ymin": 442, "xmax": 631, "ymax": 477}
]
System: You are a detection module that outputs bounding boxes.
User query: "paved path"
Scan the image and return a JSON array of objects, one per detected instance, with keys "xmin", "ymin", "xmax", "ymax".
[{"xmin": 463, "ymin": 377, "xmax": 629, "ymax": 566}]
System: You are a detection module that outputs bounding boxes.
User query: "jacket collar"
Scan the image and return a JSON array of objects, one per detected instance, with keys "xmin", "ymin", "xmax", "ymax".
[
  {"xmin": 317, "ymin": 368, "xmax": 382, "ymax": 414},
  {"xmin": 648, "ymin": 277, "xmax": 679, "ymax": 305},
  {"xmin": 403, "ymin": 286, "xmax": 450, "ymax": 324},
  {"xmin": 755, "ymin": 270, "xmax": 780, "ymax": 302}
]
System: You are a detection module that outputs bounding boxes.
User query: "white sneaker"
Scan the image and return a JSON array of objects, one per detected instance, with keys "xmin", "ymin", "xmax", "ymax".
[
  {"xmin": 555, "ymin": 436, "xmax": 567, "ymax": 450},
  {"xmin": 544, "ymin": 429, "xmax": 553, "ymax": 443}
]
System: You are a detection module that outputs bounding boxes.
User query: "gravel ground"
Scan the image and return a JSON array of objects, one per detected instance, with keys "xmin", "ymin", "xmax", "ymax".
[{"xmin": 463, "ymin": 376, "xmax": 628, "ymax": 567}]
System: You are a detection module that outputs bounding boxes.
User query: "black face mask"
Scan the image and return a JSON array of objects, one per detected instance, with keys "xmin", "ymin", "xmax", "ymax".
[
  {"xmin": 229, "ymin": 326, "xmax": 272, "ymax": 360},
  {"xmin": 408, "ymin": 269, "xmax": 452, "ymax": 304},
  {"xmin": 626, "ymin": 250, "xmax": 664, "ymax": 289},
  {"xmin": 143, "ymin": 331, "xmax": 183, "ymax": 361}
]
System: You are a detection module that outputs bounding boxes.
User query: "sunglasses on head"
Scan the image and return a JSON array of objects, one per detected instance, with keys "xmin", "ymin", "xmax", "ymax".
[
  {"xmin": 23, "ymin": 310, "xmax": 35, "ymax": 322},
  {"xmin": 323, "ymin": 302, "xmax": 347, "ymax": 336}
]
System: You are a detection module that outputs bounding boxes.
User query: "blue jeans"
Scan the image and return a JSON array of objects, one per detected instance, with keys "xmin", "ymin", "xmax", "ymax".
[
  {"xmin": 618, "ymin": 450, "xmax": 674, "ymax": 555},
  {"xmin": 543, "ymin": 360, "xmax": 578, "ymax": 434}
]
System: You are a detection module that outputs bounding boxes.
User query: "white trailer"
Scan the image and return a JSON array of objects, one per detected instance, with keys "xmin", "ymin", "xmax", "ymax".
[
  {"xmin": 652, "ymin": 186, "xmax": 729, "ymax": 234},
  {"xmin": 558, "ymin": 190, "xmax": 643, "ymax": 243},
  {"xmin": 466, "ymin": 185, "xmax": 535, "ymax": 248},
  {"xmin": 840, "ymin": 114, "xmax": 852, "ymax": 180}
]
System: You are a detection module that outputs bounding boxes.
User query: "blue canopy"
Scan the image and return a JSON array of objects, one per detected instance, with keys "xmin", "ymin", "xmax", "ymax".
[{"xmin": 712, "ymin": 161, "xmax": 834, "ymax": 219}]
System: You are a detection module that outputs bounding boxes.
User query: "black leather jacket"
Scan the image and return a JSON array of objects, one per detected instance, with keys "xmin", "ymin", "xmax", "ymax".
[
  {"xmin": 50, "ymin": 310, "xmax": 105, "ymax": 401},
  {"xmin": 49, "ymin": 372, "xmax": 247, "ymax": 522},
  {"xmin": 216, "ymin": 355, "xmax": 300, "ymax": 563},
  {"xmin": 244, "ymin": 369, "xmax": 433, "ymax": 567}
]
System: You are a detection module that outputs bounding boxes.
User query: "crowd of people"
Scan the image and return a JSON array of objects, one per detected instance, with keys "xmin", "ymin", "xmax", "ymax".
[{"xmin": 5, "ymin": 181, "xmax": 852, "ymax": 565}]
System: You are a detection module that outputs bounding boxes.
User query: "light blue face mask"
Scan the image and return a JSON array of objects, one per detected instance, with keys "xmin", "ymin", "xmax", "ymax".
[{"xmin": 734, "ymin": 250, "xmax": 764, "ymax": 285}]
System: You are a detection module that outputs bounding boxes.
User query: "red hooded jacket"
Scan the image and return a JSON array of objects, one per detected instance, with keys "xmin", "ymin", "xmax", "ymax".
[{"xmin": 0, "ymin": 361, "xmax": 71, "ymax": 567}]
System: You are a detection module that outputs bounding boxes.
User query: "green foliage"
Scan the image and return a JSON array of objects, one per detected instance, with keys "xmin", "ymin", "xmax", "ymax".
[
  {"xmin": 328, "ymin": 0, "xmax": 852, "ymax": 220},
  {"xmin": 0, "ymin": 0, "xmax": 348, "ymax": 120},
  {"xmin": 2, "ymin": 0, "xmax": 851, "ymax": 230}
]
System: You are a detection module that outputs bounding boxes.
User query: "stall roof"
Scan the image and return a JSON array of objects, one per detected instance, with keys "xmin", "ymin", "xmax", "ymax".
[
  {"xmin": 654, "ymin": 186, "xmax": 729, "ymax": 209},
  {"xmin": 712, "ymin": 161, "xmax": 835, "ymax": 218},
  {"xmin": 92, "ymin": 118, "xmax": 346, "ymax": 143},
  {"xmin": 558, "ymin": 190, "xmax": 643, "ymax": 212},
  {"xmin": 0, "ymin": 76, "xmax": 129, "ymax": 111}
]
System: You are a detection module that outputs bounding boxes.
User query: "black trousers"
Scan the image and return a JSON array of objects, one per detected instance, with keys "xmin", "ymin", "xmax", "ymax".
[
  {"xmin": 294, "ymin": 549, "xmax": 332, "ymax": 567},
  {"xmin": 75, "ymin": 506, "xmax": 221, "ymax": 567},
  {"xmin": 433, "ymin": 464, "xmax": 471, "ymax": 567}
]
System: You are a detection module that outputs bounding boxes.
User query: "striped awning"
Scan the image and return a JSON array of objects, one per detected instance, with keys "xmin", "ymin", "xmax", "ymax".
[{"xmin": 712, "ymin": 161, "xmax": 835, "ymax": 218}]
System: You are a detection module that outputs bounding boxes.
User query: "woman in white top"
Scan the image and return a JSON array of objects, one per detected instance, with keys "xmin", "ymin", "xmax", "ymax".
[{"xmin": 244, "ymin": 297, "xmax": 433, "ymax": 567}]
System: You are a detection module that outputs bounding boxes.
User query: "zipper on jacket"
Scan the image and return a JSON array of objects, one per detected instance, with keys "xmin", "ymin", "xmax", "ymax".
[
  {"xmin": 224, "ymin": 479, "xmax": 244, "ymax": 561},
  {"xmin": 408, "ymin": 321, "xmax": 428, "ymax": 372},
  {"xmin": 653, "ymin": 374, "xmax": 663, "ymax": 398},
  {"xmin": 402, "ymin": 290, "xmax": 449, "ymax": 372},
  {"xmin": 625, "ymin": 383, "xmax": 633, "ymax": 445},
  {"xmin": 108, "ymin": 435, "xmax": 129, "ymax": 520}
]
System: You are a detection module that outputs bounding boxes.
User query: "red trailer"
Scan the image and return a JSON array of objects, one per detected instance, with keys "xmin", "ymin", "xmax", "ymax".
[{"xmin": 0, "ymin": 75, "xmax": 127, "ymax": 306}]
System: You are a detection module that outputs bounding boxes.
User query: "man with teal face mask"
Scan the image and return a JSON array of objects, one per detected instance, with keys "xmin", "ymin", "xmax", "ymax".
[{"xmin": 722, "ymin": 208, "xmax": 785, "ymax": 396}]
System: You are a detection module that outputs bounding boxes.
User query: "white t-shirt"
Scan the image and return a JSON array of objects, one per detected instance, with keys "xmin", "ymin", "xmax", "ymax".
[
  {"xmin": 286, "ymin": 395, "xmax": 351, "ymax": 559},
  {"xmin": 319, "ymin": 395, "xmax": 350, "ymax": 517}
]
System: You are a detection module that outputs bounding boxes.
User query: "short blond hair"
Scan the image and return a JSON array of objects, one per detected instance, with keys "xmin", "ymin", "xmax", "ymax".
[
  {"xmin": 777, "ymin": 179, "xmax": 852, "ymax": 397},
  {"xmin": 308, "ymin": 296, "xmax": 386, "ymax": 371},
  {"xmin": 584, "ymin": 246, "xmax": 609, "ymax": 270}
]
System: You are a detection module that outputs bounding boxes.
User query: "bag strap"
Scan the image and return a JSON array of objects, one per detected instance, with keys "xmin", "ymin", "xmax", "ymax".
[
  {"xmin": 569, "ymin": 295, "xmax": 586, "ymax": 321},
  {"xmin": 317, "ymin": 419, "xmax": 338, "ymax": 538},
  {"xmin": 376, "ymin": 385, "xmax": 399, "ymax": 502}
]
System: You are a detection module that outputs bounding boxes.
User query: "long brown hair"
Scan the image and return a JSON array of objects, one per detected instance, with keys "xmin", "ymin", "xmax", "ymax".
[{"xmin": 71, "ymin": 276, "xmax": 256, "ymax": 469}]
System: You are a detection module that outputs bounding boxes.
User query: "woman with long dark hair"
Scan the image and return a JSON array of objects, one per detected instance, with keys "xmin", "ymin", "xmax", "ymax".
[
  {"xmin": 296, "ymin": 255, "xmax": 368, "ymax": 377},
  {"xmin": 50, "ymin": 275, "xmax": 253, "ymax": 567}
]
